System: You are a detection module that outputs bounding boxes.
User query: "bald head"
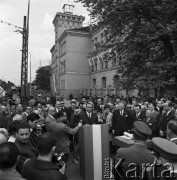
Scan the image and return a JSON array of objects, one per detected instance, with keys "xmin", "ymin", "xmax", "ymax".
[
  {"xmin": 0, "ymin": 133, "xmax": 7, "ymax": 145},
  {"xmin": 146, "ymin": 109, "xmax": 152, "ymax": 118},
  {"xmin": 119, "ymin": 103, "xmax": 125, "ymax": 110},
  {"xmin": 48, "ymin": 107, "xmax": 55, "ymax": 116}
]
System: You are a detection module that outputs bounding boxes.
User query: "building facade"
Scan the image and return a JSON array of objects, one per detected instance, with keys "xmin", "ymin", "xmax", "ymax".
[
  {"xmin": 50, "ymin": 4, "xmax": 139, "ymax": 99},
  {"xmin": 50, "ymin": 4, "xmax": 91, "ymax": 98}
]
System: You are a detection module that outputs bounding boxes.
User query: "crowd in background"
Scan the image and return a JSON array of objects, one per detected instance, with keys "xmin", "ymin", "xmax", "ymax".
[{"xmin": 0, "ymin": 92, "xmax": 177, "ymax": 179}]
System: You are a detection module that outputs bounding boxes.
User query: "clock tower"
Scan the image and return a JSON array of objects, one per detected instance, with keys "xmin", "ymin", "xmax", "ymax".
[
  {"xmin": 53, "ymin": 4, "xmax": 85, "ymax": 39},
  {"xmin": 63, "ymin": 4, "xmax": 74, "ymax": 14}
]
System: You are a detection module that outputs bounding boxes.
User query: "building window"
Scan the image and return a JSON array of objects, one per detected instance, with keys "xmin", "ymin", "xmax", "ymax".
[
  {"xmin": 60, "ymin": 41, "xmax": 66, "ymax": 56},
  {"xmin": 112, "ymin": 57, "xmax": 117, "ymax": 67},
  {"xmin": 94, "ymin": 37, "xmax": 97, "ymax": 51},
  {"xmin": 61, "ymin": 79, "xmax": 65, "ymax": 90},
  {"xmin": 100, "ymin": 60, "xmax": 103, "ymax": 70},
  {"xmin": 105, "ymin": 61, "xmax": 108, "ymax": 69},
  {"xmin": 94, "ymin": 59, "xmax": 97, "ymax": 71},
  {"xmin": 113, "ymin": 75, "xmax": 120, "ymax": 88},
  {"xmin": 102, "ymin": 77, "xmax": 106, "ymax": 88},
  {"xmin": 92, "ymin": 78, "xmax": 96, "ymax": 88}
]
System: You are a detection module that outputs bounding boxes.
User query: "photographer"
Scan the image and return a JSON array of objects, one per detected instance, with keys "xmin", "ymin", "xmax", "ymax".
[{"xmin": 22, "ymin": 132, "xmax": 67, "ymax": 180}]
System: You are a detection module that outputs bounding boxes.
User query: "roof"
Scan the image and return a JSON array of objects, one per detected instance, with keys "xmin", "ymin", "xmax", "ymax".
[{"xmin": 68, "ymin": 26, "xmax": 90, "ymax": 33}]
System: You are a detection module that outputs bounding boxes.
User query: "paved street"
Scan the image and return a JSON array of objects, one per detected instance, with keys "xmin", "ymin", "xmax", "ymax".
[{"xmin": 66, "ymin": 153, "xmax": 82, "ymax": 180}]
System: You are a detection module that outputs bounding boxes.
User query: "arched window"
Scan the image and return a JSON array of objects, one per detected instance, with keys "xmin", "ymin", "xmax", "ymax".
[
  {"xmin": 113, "ymin": 75, "xmax": 120, "ymax": 88},
  {"xmin": 102, "ymin": 77, "xmax": 106, "ymax": 88},
  {"xmin": 92, "ymin": 78, "xmax": 96, "ymax": 88},
  {"xmin": 100, "ymin": 60, "xmax": 103, "ymax": 70}
]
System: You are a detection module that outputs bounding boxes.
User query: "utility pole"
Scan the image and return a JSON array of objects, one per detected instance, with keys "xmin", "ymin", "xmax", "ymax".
[
  {"xmin": 21, "ymin": 0, "xmax": 30, "ymax": 106},
  {"xmin": 0, "ymin": 1, "xmax": 30, "ymax": 106}
]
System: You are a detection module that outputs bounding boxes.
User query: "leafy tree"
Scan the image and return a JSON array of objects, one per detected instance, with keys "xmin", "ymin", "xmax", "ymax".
[
  {"xmin": 77, "ymin": 0, "xmax": 177, "ymax": 95},
  {"xmin": 33, "ymin": 65, "xmax": 51, "ymax": 92}
]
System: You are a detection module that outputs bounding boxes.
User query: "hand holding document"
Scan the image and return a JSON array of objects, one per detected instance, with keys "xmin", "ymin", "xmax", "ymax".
[{"xmin": 118, "ymin": 132, "xmax": 133, "ymax": 140}]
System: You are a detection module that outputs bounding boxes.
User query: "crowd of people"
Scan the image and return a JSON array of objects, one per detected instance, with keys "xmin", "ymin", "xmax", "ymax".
[{"xmin": 0, "ymin": 92, "xmax": 177, "ymax": 179}]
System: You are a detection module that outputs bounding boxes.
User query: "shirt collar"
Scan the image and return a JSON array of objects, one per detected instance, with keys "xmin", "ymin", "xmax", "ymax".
[{"xmin": 167, "ymin": 109, "xmax": 173, "ymax": 116}]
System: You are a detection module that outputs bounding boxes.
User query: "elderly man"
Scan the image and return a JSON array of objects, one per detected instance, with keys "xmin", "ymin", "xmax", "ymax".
[
  {"xmin": 143, "ymin": 109, "xmax": 158, "ymax": 138},
  {"xmin": 148, "ymin": 103, "xmax": 160, "ymax": 124}
]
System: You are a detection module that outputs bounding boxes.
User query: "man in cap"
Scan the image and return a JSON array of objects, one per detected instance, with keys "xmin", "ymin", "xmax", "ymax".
[
  {"xmin": 114, "ymin": 121, "xmax": 154, "ymax": 179},
  {"xmin": 151, "ymin": 137, "xmax": 177, "ymax": 178}
]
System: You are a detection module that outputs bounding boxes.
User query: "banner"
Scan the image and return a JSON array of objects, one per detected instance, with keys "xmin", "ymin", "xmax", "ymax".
[{"xmin": 79, "ymin": 124, "xmax": 110, "ymax": 180}]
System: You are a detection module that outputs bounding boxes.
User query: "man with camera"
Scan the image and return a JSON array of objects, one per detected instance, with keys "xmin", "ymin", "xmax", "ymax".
[{"xmin": 22, "ymin": 132, "xmax": 67, "ymax": 180}]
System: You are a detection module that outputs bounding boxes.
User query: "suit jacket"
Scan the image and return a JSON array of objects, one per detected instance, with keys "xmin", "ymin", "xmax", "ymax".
[
  {"xmin": 112, "ymin": 109, "xmax": 131, "ymax": 135},
  {"xmin": 66, "ymin": 106, "xmax": 75, "ymax": 122},
  {"xmin": 155, "ymin": 107, "xmax": 163, "ymax": 114},
  {"xmin": 47, "ymin": 120, "xmax": 80, "ymax": 154},
  {"xmin": 143, "ymin": 117, "xmax": 159, "ymax": 138},
  {"xmin": 45, "ymin": 115, "xmax": 56, "ymax": 132},
  {"xmin": 159, "ymin": 109, "xmax": 175, "ymax": 132},
  {"xmin": 131, "ymin": 110, "xmax": 146, "ymax": 125},
  {"xmin": 115, "ymin": 144, "xmax": 154, "ymax": 179},
  {"xmin": 151, "ymin": 110, "xmax": 160, "ymax": 124},
  {"xmin": 80, "ymin": 111, "xmax": 98, "ymax": 125}
]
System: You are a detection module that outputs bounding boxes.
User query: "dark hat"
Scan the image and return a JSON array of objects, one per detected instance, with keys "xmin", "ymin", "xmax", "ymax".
[
  {"xmin": 132, "ymin": 121, "xmax": 152, "ymax": 138},
  {"xmin": 152, "ymin": 137, "xmax": 177, "ymax": 160}
]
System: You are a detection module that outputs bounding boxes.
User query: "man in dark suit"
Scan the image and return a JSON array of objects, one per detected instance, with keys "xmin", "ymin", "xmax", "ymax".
[
  {"xmin": 66, "ymin": 99, "xmax": 77, "ymax": 122},
  {"xmin": 159, "ymin": 102, "xmax": 175, "ymax": 137},
  {"xmin": 155, "ymin": 101, "xmax": 163, "ymax": 114},
  {"xmin": 94, "ymin": 98, "xmax": 104, "ymax": 113},
  {"xmin": 148, "ymin": 103, "xmax": 161, "ymax": 125},
  {"xmin": 133, "ymin": 104, "xmax": 146, "ymax": 121},
  {"xmin": 114, "ymin": 121, "xmax": 154, "ymax": 179},
  {"xmin": 80, "ymin": 102, "xmax": 98, "ymax": 125},
  {"xmin": 112, "ymin": 102, "xmax": 131, "ymax": 136},
  {"xmin": 143, "ymin": 109, "xmax": 158, "ymax": 138}
]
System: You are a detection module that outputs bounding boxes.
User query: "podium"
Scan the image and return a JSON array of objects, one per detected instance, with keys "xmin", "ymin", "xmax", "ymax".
[{"xmin": 79, "ymin": 124, "xmax": 110, "ymax": 180}]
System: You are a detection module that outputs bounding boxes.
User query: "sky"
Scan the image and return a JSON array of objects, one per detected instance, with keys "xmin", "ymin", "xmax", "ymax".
[{"xmin": 0, "ymin": 0, "xmax": 90, "ymax": 86}]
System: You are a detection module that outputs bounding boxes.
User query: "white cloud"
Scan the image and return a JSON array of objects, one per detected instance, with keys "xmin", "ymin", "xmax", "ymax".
[{"xmin": 39, "ymin": 13, "xmax": 53, "ymax": 31}]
